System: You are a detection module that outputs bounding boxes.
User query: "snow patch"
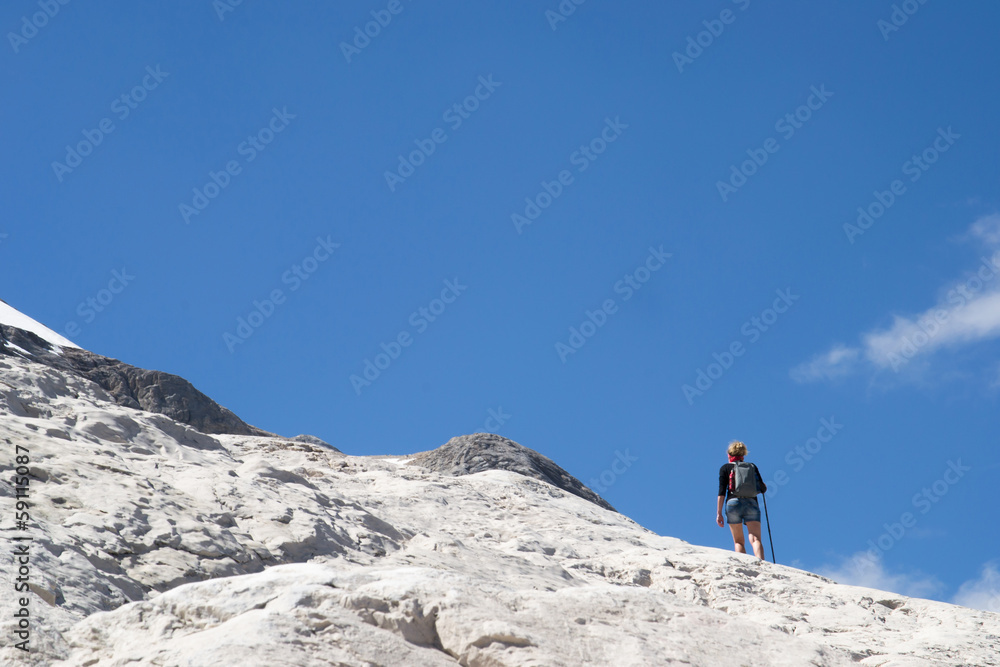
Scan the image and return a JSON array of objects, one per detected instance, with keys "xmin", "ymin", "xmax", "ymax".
[{"xmin": 0, "ymin": 299, "xmax": 80, "ymax": 349}]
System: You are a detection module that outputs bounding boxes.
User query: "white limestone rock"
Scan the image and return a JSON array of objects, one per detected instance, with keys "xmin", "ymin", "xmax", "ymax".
[{"xmin": 0, "ymin": 347, "xmax": 998, "ymax": 666}]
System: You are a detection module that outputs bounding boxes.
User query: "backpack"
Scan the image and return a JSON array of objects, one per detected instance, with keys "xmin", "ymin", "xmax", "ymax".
[{"xmin": 728, "ymin": 461, "xmax": 759, "ymax": 498}]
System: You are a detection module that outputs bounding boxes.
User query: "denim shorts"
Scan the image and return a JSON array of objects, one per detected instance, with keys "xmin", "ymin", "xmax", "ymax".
[{"xmin": 725, "ymin": 497, "xmax": 761, "ymax": 525}]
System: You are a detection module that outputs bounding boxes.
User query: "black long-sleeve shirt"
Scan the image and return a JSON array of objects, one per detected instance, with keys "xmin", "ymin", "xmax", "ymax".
[{"xmin": 718, "ymin": 462, "xmax": 766, "ymax": 498}]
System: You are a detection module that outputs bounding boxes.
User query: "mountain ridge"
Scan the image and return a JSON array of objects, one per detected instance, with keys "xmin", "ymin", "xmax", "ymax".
[
  {"xmin": 1, "ymin": 322, "xmax": 269, "ymax": 437},
  {"xmin": 1, "ymin": 310, "xmax": 998, "ymax": 665}
]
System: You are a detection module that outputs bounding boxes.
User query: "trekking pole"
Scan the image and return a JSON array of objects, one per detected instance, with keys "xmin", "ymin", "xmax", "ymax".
[{"xmin": 762, "ymin": 493, "xmax": 775, "ymax": 564}]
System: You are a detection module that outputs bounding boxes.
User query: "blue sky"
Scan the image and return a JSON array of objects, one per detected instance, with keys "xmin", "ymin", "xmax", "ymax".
[{"xmin": 3, "ymin": 1, "xmax": 999, "ymax": 610}]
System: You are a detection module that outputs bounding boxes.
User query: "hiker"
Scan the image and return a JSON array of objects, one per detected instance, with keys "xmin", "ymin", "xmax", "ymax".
[{"xmin": 716, "ymin": 441, "xmax": 767, "ymax": 559}]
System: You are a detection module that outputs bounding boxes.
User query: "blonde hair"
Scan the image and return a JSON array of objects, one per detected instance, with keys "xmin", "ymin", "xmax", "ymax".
[{"xmin": 727, "ymin": 441, "xmax": 748, "ymax": 458}]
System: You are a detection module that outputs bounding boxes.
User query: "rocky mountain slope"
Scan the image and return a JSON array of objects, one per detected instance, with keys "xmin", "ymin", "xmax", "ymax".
[
  {"xmin": 1, "ymin": 313, "xmax": 998, "ymax": 665},
  {"xmin": 1, "ymin": 319, "xmax": 266, "ymax": 437}
]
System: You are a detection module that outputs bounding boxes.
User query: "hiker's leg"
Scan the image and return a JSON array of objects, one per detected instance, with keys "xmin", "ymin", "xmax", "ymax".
[
  {"xmin": 746, "ymin": 521, "xmax": 765, "ymax": 560},
  {"xmin": 728, "ymin": 523, "xmax": 746, "ymax": 554}
]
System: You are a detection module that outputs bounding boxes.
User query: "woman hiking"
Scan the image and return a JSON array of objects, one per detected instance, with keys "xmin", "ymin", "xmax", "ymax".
[{"xmin": 716, "ymin": 441, "xmax": 767, "ymax": 560}]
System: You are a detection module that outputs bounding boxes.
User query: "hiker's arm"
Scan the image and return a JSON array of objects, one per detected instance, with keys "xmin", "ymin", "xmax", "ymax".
[
  {"xmin": 716, "ymin": 465, "xmax": 727, "ymax": 526},
  {"xmin": 755, "ymin": 465, "xmax": 767, "ymax": 493}
]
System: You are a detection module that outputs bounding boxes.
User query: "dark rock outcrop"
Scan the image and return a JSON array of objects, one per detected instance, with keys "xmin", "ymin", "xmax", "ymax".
[
  {"xmin": 291, "ymin": 434, "xmax": 341, "ymax": 452},
  {"xmin": 1, "ymin": 324, "xmax": 269, "ymax": 437},
  {"xmin": 409, "ymin": 432, "xmax": 615, "ymax": 512}
]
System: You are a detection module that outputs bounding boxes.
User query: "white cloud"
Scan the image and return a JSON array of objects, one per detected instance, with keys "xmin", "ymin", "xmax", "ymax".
[
  {"xmin": 793, "ymin": 215, "xmax": 1000, "ymax": 382},
  {"xmin": 968, "ymin": 213, "xmax": 1000, "ymax": 246},
  {"xmin": 821, "ymin": 556, "xmax": 1000, "ymax": 612},
  {"xmin": 860, "ymin": 289, "xmax": 1000, "ymax": 369},
  {"xmin": 951, "ymin": 561, "xmax": 1000, "ymax": 612},
  {"xmin": 789, "ymin": 345, "xmax": 859, "ymax": 382},
  {"xmin": 817, "ymin": 553, "xmax": 943, "ymax": 599}
]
